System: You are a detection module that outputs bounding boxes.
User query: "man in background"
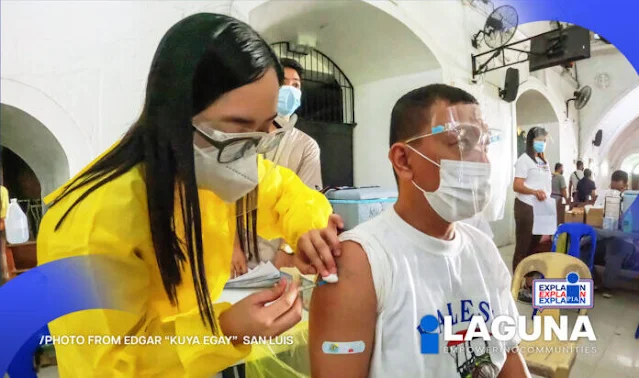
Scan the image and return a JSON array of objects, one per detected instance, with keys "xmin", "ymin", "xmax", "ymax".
[
  {"xmin": 230, "ymin": 57, "xmax": 324, "ymax": 276},
  {"xmin": 569, "ymin": 160, "xmax": 584, "ymax": 202},
  {"xmin": 595, "ymin": 170, "xmax": 628, "ymax": 207},
  {"xmin": 577, "ymin": 168, "xmax": 597, "ymax": 203},
  {"xmin": 551, "ymin": 163, "xmax": 568, "ymax": 224},
  {"xmin": 267, "ymin": 58, "xmax": 323, "ymax": 190},
  {"xmin": 590, "ymin": 170, "xmax": 635, "ymax": 298},
  {"xmin": 551, "ymin": 163, "xmax": 568, "ymax": 203}
]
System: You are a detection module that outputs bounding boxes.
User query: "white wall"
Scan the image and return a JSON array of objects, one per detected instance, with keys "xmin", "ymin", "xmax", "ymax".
[
  {"xmin": 354, "ymin": 69, "xmax": 443, "ymax": 188},
  {"xmin": 1, "ymin": 0, "xmax": 236, "ymax": 178},
  {"xmin": 577, "ymin": 48, "xmax": 639, "ymax": 165},
  {"xmin": 605, "ymin": 121, "xmax": 639, "ymax": 184}
]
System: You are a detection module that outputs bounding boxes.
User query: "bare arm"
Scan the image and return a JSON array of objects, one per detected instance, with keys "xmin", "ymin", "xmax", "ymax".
[
  {"xmin": 498, "ymin": 351, "xmax": 531, "ymax": 378},
  {"xmin": 513, "ymin": 178, "xmax": 535, "ymax": 195},
  {"xmin": 309, "ymin": 241, "xmax": 377, "ymax": 378},
  {"xmin": 513, "ymin": 178, "xmax": 545, "ymax": 201}
]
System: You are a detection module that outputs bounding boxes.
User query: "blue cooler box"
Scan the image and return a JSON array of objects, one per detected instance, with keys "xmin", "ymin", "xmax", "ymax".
[{"xmin": 325, "ymin": 187, "xmax": 398, "ymax": 230}]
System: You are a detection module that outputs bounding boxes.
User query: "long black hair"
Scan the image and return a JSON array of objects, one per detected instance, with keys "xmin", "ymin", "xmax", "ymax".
[
  {"xmin": 48, "ymin": 13, "xmax": 283, "ymax": 331},
  {"xmin": 526, "ymin": 126, "xmax": 548, "ymax": 164}
]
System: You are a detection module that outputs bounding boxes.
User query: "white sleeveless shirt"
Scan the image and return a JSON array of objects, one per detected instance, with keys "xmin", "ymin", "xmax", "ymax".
[{"xmin": 340, "ymin": 207, "xmax": 520, "ymax": 378}]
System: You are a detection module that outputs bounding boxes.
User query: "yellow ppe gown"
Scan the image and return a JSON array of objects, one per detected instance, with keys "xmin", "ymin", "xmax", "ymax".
[{"xmin": 37, "ymin": 153, "xmax": 333, "ymax": 378}]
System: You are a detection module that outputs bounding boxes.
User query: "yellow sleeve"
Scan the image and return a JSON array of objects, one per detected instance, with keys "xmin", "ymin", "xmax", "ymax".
[
  {"xmin": 173, "ymin": 303, "xmax": 251, "ymax": 377},
  {"xmin": 39, "ymin": 177, "xmax": 156, "ymax": 376},
  {"xmin": 38, "ymin": 171, "xmax": 250, "ymax": 377},
  {"xmin": 0, "ymin": 186, "xmax": 8, "ymax": 218},
  {"xmin": 257, "ymin": 159, "xmax": 333, "ymax": 250}
]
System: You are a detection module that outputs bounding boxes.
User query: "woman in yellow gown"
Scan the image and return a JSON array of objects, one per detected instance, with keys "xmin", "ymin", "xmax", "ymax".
[{"xmin": 37, "ymin": 13, "xmax": 340, "ymax": 377}]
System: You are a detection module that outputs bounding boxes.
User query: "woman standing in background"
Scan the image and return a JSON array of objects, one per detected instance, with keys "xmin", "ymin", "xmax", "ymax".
[{"xmin": 512, "ymin": 127, "xmax": 552, "ymax": 302}]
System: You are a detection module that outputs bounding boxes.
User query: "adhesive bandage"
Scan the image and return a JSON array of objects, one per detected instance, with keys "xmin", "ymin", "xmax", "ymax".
[{"xmin": 322, "ymin": 341, "xmax": 365, "ymax": 354}]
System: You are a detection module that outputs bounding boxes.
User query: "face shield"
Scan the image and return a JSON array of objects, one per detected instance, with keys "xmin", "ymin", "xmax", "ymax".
[
  {"xmin": 192, "ymin": 119, "xmax": 293, "ymax": 211},
  {"xmin": 405, "ymin": 104, "xmax": 502, "ymax": 223}
]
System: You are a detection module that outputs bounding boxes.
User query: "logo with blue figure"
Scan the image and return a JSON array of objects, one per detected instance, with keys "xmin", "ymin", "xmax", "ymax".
[
  {"xmin": 533, "ymin": 272, "xmax": 594, "ymax": 310},
  {"xmin": 417, "ymin": 315, "xmax": 440, "ymax": 354},
  {"xmin": 417, "ymin": 315, "xmax": 498, "ymax": 378}
]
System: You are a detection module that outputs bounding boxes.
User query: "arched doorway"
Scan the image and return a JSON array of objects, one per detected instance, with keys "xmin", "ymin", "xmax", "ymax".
[
  {"xmin": 589, "ymin": 85, "xmax": 639, "ymax": 188},
  {"xmin": 621, "ymin": 153, "xmax": 639, "ymax": 190},
  {"xmin": 1, "ymin": 104, "xmax": 70, "ymax": 199},
  {"xmin": 249, "ymin": 0, "xmax": 443, "ymax": 189},
  {"xmin": 1, "ymin": 147, "xmax": 43, "ymax": 239},
  {"xmin": 1, "ymin": 78, "xmax": 94, "ymax": 177},
  {"xmin": 515, "ymin": 90, "xmax": 561, "ymax": 165},
  {"xmin": 1, "ymin": 104, "xmax": 70, "ymax": 238},
  {"xmin": 596, "ymin": 86, "xmax": 639, "ymax": 190},
  {"xmin": 271, "ymin": 42, "xmax": 355, "ymax": 125},
  {"xmin": 490, "ymin": 85, "xmax": 562, "ymax": 247}
]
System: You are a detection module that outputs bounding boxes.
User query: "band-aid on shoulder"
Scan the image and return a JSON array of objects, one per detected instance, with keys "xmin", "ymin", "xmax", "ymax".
[{"xmin": 322, "ymin": 341, "xmax": 365, "ymax": 354}]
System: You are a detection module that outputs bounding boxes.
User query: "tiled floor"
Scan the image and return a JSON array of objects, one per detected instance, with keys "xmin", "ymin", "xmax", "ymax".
[
  {"xmin": 22, "ymin": 246, "xmax": 639, "ymax": 378},
  {"xmin": 499, "ymin": 244, "xmax": 639, "ymax": 378}
]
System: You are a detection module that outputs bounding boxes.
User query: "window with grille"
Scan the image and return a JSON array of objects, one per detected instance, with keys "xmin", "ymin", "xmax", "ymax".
[{"xmin": 271, "ymin": 42, "xmax": 355, "ymax": 125}]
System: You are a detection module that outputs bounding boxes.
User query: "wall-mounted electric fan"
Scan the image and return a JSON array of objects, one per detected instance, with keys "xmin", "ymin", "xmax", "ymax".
[
  {"xmin": 566, "ymin": 85, "xmax": 592, "ymax": 117},
  {"xmin": 472, "ymin": 5, "xmax": 519, "ymax": 49}
]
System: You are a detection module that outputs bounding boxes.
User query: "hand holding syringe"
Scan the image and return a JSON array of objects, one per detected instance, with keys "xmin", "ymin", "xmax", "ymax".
[{"xmin": 300, "ymin": 274, "xmax": 338, "ymax": 292}]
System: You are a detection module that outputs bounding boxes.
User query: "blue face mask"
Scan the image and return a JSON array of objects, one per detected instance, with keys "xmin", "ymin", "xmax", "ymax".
[
  {"xmin": 277, "ymin": 86, "xmax": 302, "ymax": 117},
  {"xmin": 533, "ymin": 141, "xmax": 546, "ymax": 153}
]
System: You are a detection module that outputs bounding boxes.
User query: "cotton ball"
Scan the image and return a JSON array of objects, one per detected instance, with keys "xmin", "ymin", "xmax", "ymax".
[{"xmin": 322, "ymin": 273, "xmax": 339, "ymax": 283}]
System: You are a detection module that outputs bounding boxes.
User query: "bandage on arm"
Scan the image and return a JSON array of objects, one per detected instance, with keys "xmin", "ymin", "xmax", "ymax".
[{"xmin": 309, "ymin": 241, "xmax": 377, "ymax": 378}]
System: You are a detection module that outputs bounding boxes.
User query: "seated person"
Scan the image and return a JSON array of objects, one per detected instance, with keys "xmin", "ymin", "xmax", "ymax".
[
  {"xmin": 588, "ymin": 170, "xmax": 635, "ymax": 298},
  {"xmin": 594, "ymin": 170, "xmax": 627, "ymax": 207},
  {"xmin": 309, "ymin": 84, "xmax": 528, "ymax": 378},
  {"xmin": 576, "ymin": 168, "xmax": 597, "ymax": 203}
]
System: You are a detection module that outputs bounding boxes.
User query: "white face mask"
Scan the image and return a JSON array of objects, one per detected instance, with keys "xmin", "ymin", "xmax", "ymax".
[
  {"xmin": 408, "ymin": 147, "xmax": 492, "ymax": 222},
  {"xmin": 193, "ymin": 145, "xmax": 259, "ymax": 203}
]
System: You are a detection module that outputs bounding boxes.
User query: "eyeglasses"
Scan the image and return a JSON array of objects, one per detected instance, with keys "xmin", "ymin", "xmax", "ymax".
[
  {"xmin": 405, "ymin": 123, "xmax": 500, "ymax": 152},
  {"xmin": 193, "ymin": 120, "xmax": 289, "ymax": 163}
]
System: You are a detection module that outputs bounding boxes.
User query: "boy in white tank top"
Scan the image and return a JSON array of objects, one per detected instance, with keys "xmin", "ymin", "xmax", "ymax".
[{"xmin": 309, "ymin": 85, "xmax": 529, "ymax": 378}]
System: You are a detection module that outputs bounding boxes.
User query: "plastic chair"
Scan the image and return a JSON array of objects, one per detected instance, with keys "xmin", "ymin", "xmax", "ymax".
[
  {"xmin": 551, "ymin": 223, "xmax": 597, "ymax": 271},
  {"xmin": 7, "ymin": 326, "xmax": 51, "ymax": 378},
  {"xmin": 512, "ymin": 252, "xmax": 591, "ymax": 378}
]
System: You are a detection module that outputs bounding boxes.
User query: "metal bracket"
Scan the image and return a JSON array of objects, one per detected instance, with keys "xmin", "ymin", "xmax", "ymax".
[{"xmin": 472, "ymin": 26, "xmax": 564, "ymax": 77}]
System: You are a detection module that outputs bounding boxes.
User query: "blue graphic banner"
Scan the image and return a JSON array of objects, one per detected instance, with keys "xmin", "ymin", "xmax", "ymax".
[{"xmin": 0, "ymin": 256, "xmax": 127, "ymax": 374}]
